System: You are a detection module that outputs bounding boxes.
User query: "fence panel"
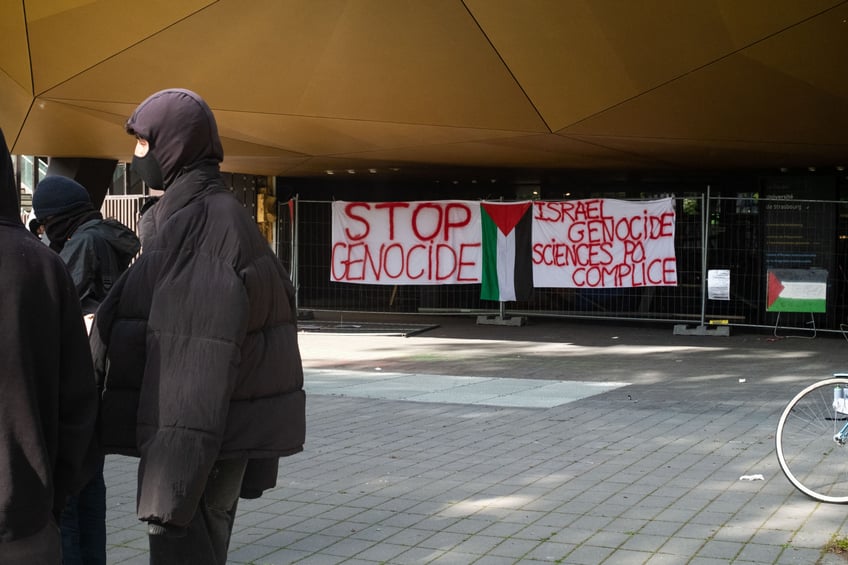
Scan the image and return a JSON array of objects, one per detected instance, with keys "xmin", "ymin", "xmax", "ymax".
[
  {"xmin": 295, "ymin": 198, "xmax": 707, "ymax": 321},
  {"xmin": 101, "ymin": 195, "xmax": 144, "ymax": 233},
  {"xmin": 703, "ymin": 196, "xmax": 847, "ymax": 334},
  {"xmin": 294, "ymin": 197, "xmax": 848, "ymax": 334}
]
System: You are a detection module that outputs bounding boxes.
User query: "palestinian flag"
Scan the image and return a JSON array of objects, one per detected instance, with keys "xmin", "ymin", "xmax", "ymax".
[
  {"xmin": 767, "ymin": 269, "xmax": 827, "ymax": 313},
  {"xmin": 480, "ymin": 201, "xmax": 533, "ymax": 302}
]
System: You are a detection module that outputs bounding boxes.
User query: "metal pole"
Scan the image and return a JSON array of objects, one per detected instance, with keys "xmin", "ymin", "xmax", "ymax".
[
  {"xmin": 291, "ymin": 195, "xmax": 299, "ymax": 313},
  {"xmin": 699, "ymin": 187, "xmax": 710, "ymax": 326}
]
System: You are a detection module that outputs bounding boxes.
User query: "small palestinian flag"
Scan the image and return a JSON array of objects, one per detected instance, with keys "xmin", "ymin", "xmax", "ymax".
[
  {"xmin": 766, "ymin": 269, "xmax": 827, "ymax": 313},
  {"xmin": 480, "ymin": 201, "xmax": 533, "ymax": 302}
]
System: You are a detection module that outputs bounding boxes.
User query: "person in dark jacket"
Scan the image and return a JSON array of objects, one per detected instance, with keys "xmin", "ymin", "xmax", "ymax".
[
  {"xmin": 91, "ymin": 88, "xmax": 305, "ymax": 564},
  {"xmin": 32, "ymin": 175, "xmax": 141, "ymax": 565},
  {"xmin": 33, "ymin": 175, "xmax": 141, "ymax": 315},
  {"xmin": 0, "ymin": 130, "xmax": 99, "ymax": 564}
]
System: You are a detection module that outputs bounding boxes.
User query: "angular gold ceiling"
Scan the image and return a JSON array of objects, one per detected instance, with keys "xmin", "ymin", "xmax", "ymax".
[{"xmin": 1, "ymin": 0, "xmax": 847, "ymax": 179}]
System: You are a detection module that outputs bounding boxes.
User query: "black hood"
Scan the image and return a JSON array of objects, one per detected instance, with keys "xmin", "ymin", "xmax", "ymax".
[
  {"xmin": 98, "ymin": 218, "xmax": 143, "ymax": 263},
  {"xmin": 125, "ymin": 89, "xmax": 223, "ymax": 189},
  {"xmin": 0, "ymin": 129, "xmax": 21, "ymax": 224}
]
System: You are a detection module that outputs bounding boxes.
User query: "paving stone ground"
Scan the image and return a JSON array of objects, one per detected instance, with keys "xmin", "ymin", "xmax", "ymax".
[{"xmin": 104, "ymin": 315, "xmax": 848, "ymax": 564}]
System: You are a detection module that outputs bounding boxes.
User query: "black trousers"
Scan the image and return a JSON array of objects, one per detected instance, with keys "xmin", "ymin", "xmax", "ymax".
[
  {"xmin": 61, "ymin": 455, "xmax": 107, "ymax": 565},
  {"xmin": 148, "ymin": 458, "xmax": 247, "ymax": 565}
]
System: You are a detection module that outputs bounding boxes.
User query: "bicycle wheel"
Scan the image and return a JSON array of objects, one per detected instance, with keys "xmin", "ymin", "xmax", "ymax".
[{"xmin": 776, "ymin": 377, "xmax": 848, "ymax": 503}]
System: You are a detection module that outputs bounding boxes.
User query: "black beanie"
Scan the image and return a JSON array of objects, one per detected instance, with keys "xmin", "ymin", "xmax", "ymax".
[{"xmin": 32, "ymin": 175, "xmax": 92, "ymax": 220}]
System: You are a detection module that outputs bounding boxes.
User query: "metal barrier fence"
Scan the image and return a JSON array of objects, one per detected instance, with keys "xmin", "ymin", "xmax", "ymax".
[
  {"xmin": 294, "ymin": 197, "xmax": 848, "ymax": 335},
  {"xmin": 702, "ymin": 195, "xmax": 848, "ymax": 335},
  {"xmin": 101, "ymin": 195, "xmax": 144, "ymax": 233},
  {"xmin": 104, "ymin": 194, "xmax": 848, "ymax": 334}
]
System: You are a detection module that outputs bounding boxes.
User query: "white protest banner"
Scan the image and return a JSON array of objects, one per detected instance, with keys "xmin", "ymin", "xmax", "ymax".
[
  {"xmin": 331, "ymin": 200, "xmax": 482, "ymax": 284},
  {"xmin": 532, "ymin": 198, "xmax": 677, "ymax": 288}
]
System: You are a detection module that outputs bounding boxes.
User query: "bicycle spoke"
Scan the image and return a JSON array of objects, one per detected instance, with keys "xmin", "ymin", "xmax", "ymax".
[{"xmin": 776, "ymin": 378, "xmax": 848, "ymax": 503}]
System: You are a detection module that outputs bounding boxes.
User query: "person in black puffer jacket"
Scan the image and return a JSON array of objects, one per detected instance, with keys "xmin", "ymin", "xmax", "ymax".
[{"xmin": 91, "ymin": 88, "xmax": 305, "ymax": 565}]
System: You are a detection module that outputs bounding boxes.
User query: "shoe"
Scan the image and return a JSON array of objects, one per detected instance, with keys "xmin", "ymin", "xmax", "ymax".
[{"xmin": 147, "ymin": 521, "xmax": 187, "ymax": 538}]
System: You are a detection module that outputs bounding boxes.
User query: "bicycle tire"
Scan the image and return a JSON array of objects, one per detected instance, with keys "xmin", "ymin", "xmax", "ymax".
[{"xmin": 775, "ymin": 377, "xmax": 848, "ymax": 503}]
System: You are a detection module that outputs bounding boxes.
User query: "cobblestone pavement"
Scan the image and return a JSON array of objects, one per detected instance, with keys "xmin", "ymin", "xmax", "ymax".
[{"xmin": 105, "ymin": 315, "xmax": 848, "ymax": 564}]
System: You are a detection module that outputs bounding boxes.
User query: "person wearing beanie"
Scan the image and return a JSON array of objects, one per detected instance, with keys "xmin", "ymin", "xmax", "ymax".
[
  {"xmin": 32, "ymin": 174, "xmax": 140, "ymax": 565},
  {"xmin": 0, "ymin": 130, "xmax": 98, "ymax": 564},
  {"xmin": 32, "ymin": 175, "xmax": 93, "ymax": 255},
  {"xmin": 91, "ymin": 88, "xmax": 304, "ymax": 564},
  {"xmin": 33, "ymin": 175, "xmax": 104, "ymax": 256},
  {"xmin": 33, "ymin": 175, "xmax": 140, "ymax": 314}
]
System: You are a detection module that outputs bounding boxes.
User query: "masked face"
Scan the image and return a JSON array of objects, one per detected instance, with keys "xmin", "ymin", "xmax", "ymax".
[{"xmin": 132, "ymin": 138, "xmax": 164, "ymax": 190}]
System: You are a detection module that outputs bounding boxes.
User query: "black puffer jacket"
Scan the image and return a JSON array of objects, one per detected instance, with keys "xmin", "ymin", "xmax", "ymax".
[
  {"xmin": 0, "ymin": 129, "xmax": 98, "ymax": 542},
  {"xmin": 93, "ymin": 90, "xmax": 305, "ymax": 527}
]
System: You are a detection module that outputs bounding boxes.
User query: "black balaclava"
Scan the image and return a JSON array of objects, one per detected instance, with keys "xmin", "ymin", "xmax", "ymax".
[
  {"xmin": 125, "ymin": 88, "xmax": 224, "ymax": 190},
  {"xmin": 42, "ymin": 206, "xmax": 101, "ymax": 252}
]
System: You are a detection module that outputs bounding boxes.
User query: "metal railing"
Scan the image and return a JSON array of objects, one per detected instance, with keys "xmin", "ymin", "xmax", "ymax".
[
  {"xmin": 292, "ymin": 197, "xmax": 848, "ymax": 335},
  {"xmin": 104, "ymin": 194, "xmax": 848, "ymax": 334}
]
